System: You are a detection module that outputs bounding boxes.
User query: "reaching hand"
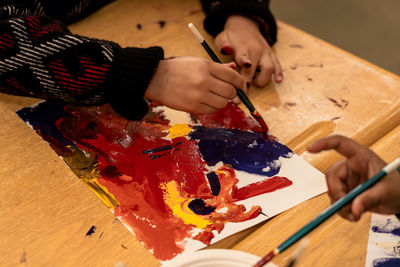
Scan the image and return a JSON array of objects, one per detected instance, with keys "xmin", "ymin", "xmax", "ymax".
[
  {"xmin": 215, "ymin": 15, "xmax": 282, "ymax": 89},
  {"xmin": 307, "ymin": 135, "xmax": 400, "ymax": 221},
  {"xmin": 145, "ymin": 56, "xmax": 245, "ymax": 114}
]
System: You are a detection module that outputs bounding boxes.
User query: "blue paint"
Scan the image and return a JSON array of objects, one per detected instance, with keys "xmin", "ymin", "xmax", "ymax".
[
  {"xmin": 371, "ymin": 222, "xmax": 400, "ymax": 237},
  {"xmin": 17, "ymin": 101, "xmax": 74, "ymax": 146},
  {"xmin": 206, "ymin": 172, "xmax": 221, "ymax": 196},
  {"xmin": 189, "ymin": 127, "xmax": 293, "ymax": 176},
  {"xmin": 188, "ymin": 199, "xmax": 216, "ymax": 215},
  {"xmin": 373, "ymin": 258, "xmax": 400, "ymax": 267},
  {"xmin": 143, "ymin": 142, "xmax": 183, "ymax": 160},
  {"xmin": 85, "ymin": 225, "xmax": 96, "ymax": 236},
  {"xmin": 143, "ymin": 144, "xmax": 174, "ymax": 154}
]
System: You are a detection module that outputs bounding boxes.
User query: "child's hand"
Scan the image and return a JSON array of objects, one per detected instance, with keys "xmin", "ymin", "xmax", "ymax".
[
  {"xmin": 215, "ymin": 15, "xmax": 282, "ymax": 88},
  {"xmin": 145, "ymin": 57, "xmax": 245, "ymax": 113},
  {"xmin": 307, "ymin": 135, "xmax": 400, "ymax": 221}
]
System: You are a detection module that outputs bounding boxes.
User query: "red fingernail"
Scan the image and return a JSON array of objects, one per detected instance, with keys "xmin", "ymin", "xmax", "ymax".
[{"xmin": 222, "ymin": 45, "xmax": 234, "ymax": 55}]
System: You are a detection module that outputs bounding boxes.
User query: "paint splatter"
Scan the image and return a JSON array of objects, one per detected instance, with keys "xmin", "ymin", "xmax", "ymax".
[
  {"xmin": 157, "ymin": 20, "xmax": 166, "ymax": 28},
  {"xmin": 290, "ymin": 64, "xmax": 297, "ymax": 70},
  {"xmin": 85, "ymin": 225, "xmax": 96, "ymax": 236},
  {"xmin": 20, "ymin": 250, "xmax": 27, "ymax": 263},
  {"xmin": 331, "ymin": 116, "xmax": 341, "ymax": 121},
  {"xmin": 136, "ymin": 23, "xmax": 142, "ymax": 30},
  {"xmin": 307, "ymin": 63, "xmax": 323, "ymax": 68},
  {"xmin": 326, "ymin": 97, "xmax": 349, "ymax": 110},
  {"xmin": 121, "ymin": 244, "xmax": 128, "ymax": 249},
  {"xmin": 289, "ymin": 44, "xmax": 303, "ymax": 49},
  {"xmin": 284, "ymin": 102, "xmax": 297, "ymax": 108},
  {"xmin": 99, "ymin": 232, "xmax": 104, "ymax": 239}
]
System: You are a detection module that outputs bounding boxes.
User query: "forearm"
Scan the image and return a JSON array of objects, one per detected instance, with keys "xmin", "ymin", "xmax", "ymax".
[{"xmin": 0, "ymin": 1, "xmax": 164, "ymax": 120}]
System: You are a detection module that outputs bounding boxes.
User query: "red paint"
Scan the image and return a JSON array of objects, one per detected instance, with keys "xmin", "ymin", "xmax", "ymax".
[
  {"xmin": 232, "ymin": 176, "xmax": 292, "ymax": 201},
  {"xmin": 196, "ymin": 102, "xmax": 264, "ymax": 133},
  {"xmin": 253, "ymin": 251, "xmax": 276, "ymax": 267},
  {"xmin": 251, "ymin": 110, "xmax": 269, "ymax": 133},
  {"xmin": 48, "ymin": 102, "xmax": 290, "ymax": 261}
]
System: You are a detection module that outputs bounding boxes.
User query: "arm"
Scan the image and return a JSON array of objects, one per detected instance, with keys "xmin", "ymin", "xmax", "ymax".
[{"xmin": 0, "ymin": 1, "xmax": 163, "ymax": 120}]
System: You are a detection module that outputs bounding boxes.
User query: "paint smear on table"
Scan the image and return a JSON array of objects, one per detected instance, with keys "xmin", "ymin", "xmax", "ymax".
[
  {"xmin": 365, "ymin": 214, "xmax": 400, "ymax": 267},
  {"xmin": 17, "ymin": 101, "xmax": 326, "ymax": 262}
]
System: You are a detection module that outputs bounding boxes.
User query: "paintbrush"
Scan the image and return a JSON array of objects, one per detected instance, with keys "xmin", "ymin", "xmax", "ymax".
[
  {"xmin": 253, "ymin": 157, "xmax": 400, "ymax": 267},
  {"xmin": 188, "ymin": 23, "xmax": 269, "ymax": 134}
]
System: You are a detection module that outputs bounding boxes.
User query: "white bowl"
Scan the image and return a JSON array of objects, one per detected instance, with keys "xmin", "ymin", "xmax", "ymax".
[{"xmin": 161, "ymin": 249, "xmax": 276, "ymax": 267}]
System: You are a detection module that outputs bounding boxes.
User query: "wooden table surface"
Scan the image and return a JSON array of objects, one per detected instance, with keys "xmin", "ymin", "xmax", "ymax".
[{"xmin": 0, "ymin": 0, "xmax": 399, "ymax": 266}]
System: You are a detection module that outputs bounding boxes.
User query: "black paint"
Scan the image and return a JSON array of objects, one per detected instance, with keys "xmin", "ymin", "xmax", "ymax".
[
  {"xmin": 188, "ymin": 199, "xmax": 216, "ymax": 215},
  {"xmin": 206, "ymin": 172, "xmax": 221, "ymax": 196},
  {"xmin": 85, "ymin": 225, "xmax": 96, "ymax": 236}
]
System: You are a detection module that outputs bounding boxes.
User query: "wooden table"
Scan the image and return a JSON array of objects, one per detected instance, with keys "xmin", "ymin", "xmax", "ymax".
[{"xmin": 0, "ymin": 0, "xmax": 399, "ymax": 266}]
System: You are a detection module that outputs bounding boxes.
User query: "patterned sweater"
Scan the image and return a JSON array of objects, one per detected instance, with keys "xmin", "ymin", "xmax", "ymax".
[{"xmin": 0, "ymin": 0, "xmax": 276, "ymax": 120}]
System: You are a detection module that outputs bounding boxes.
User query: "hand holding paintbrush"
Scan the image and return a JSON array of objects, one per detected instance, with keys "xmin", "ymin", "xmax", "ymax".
[
  {"xmin": 254, "ymin": 135, "xmax": 400, "ymax": 266},
  {"xmin": 188, "ymin": 23, "xmax": 270, "ymax": 134}
]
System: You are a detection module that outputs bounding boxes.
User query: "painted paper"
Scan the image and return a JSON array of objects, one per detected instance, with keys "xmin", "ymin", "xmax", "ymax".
[
  {"xmin": 17, "ymin": 101, "xmax": 326, "ymax": 262},
  {"xmin": 365, "ymin": 214, "xmax": 400, "ymax": 267}
]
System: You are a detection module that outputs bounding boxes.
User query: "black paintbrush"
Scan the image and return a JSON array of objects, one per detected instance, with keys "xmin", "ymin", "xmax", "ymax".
[{"xmin": 188, "ymin": 23, "xmax": 269, "ymax": 133}]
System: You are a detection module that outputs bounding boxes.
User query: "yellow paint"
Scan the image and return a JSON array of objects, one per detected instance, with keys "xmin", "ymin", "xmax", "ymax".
[
  {"xmin": 168, "ymin": 124, "xmax": 192, "ymax": 139},
  {"xmin": 163, "ymin": 181, "xmax": 211, "ymax": 228},
  {"xmin": 63, "ymin": 146, "xmax": 120, "ymax": 208},
  {"xmin": 80, "ymin": 167, "xmax": 120, "ymax": 209}
]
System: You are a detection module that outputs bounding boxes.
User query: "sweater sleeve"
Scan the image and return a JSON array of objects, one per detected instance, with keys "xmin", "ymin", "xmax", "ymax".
[
  {"xmin": 0, "ymin": 1, "xmax": 164, "ymax": 120},
  {"xmin": 200, "ymin": 0, "xmax": 277, "ymax": 46}
]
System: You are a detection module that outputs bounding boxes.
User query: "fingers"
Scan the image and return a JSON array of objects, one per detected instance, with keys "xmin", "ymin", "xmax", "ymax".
[
  {"xmin": 270, "ymin": 52, "xmax": 283, "ymax": 83},
  {"xmin": 195, "ymin": 103, "xmax": 218, "ymax": 114},
  {"xmin": 252, "ymin": 57, "xmax": 274, "ymax": 87},
  {"xmin": 200, "ymin": 89, "xmax": 231, "ymax": 110},
  {"xmin": 325, "ymin": 159, "xmax": 349, "ymax": 201},
  {"xmin": 307, "ymin": 135, "xmax": 364, "ymax": 159},
  {"xmin": 209, "ymin": 77, "xmax": 237, "ymax": 100},
  {"xmin": 351, "ymin": 189, "xmax": 381, "ymax": 220},
  {"xmin": 210, "ymin": 61, "xmax": 246, "ymax": 90},
  {"xmin": 238, "ymin": 48, "xmax": 261, "ymax": 87},
  {"xmin": 351, "ymin": 180, "xmax": 391, "ymax": 220}
]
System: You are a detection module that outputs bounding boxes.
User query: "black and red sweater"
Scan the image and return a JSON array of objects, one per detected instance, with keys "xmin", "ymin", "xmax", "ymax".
[{"xmin": 0, "ymin": 0, "xmax": 276, "ymax": 120}]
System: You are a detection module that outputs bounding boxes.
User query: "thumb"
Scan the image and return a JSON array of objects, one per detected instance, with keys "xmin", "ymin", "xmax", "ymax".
[{"xmin": 352, "ymin": 189, "xmax": 381, "ymax": 220}]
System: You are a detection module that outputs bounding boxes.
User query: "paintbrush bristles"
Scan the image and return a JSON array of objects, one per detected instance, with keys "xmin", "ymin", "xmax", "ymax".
[{"xmin": 285, "ymin": 239, "xmax": 309, "ymax": 267}]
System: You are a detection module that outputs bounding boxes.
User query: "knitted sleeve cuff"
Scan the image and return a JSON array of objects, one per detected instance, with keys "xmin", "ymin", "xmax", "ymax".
[
  {"xmin": 104, "ymin": 46, "xmax": 164, "ymax": 121},
  {"xmin": 201, "ymin": 0, "xmax": 277, "ymax": 46}
]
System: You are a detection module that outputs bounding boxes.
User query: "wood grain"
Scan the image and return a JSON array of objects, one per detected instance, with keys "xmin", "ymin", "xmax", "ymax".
[{"xmin": 0, "ymin": 0, "xmax": 399, "ymax": 266}]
